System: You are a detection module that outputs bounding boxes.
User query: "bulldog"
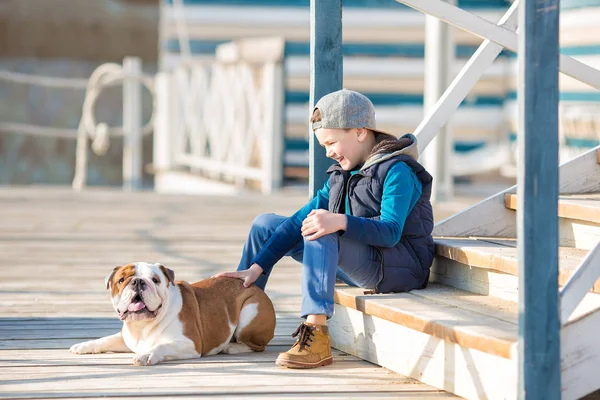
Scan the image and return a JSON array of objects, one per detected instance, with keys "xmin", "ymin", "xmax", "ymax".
[{"xmin": 69, "ymin": 262, "xmax": 276, "ymax": 366}]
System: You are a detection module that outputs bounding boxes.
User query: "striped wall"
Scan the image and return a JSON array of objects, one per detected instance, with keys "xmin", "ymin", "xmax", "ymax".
[{"xmin": 160, "ymin": 0, "xmax": 600, "ymax": 171}]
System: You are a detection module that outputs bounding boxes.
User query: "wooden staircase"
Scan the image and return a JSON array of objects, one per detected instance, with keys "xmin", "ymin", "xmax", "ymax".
[{"xmin": 329, "ymin": 147, "xmax": 600, "ymax": 400}]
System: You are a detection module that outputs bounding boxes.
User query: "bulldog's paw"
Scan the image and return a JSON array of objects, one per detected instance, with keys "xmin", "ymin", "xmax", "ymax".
[
  {"xmin": 133, "ymin": 352, "xmax": 162, "ymax": 366},
  {"xmin": 70, "ymin": 341, "xmax": 101, "ymax": 355}
]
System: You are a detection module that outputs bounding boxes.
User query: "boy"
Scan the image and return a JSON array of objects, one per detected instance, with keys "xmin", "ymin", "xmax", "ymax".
[{"xmin": 216, "ymin": 89, "xmax": 434, "ymax": 369}]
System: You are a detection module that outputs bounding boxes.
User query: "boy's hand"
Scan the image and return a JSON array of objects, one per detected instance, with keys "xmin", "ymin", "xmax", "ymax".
[
  {"xmin": 214, "ymin": 264, "xmax": 263, "ymax": 288},
  {"xmin": 301, "ymin": 209, "xmax": 347, "ymax": 241}
]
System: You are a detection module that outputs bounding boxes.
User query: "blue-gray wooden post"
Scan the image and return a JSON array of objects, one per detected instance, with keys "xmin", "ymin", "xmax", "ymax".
[
  {"xmin": 309, "ymin": 0, "xmax": 343, "ymax": 198},
  {"xmin": 517, "ymin": 0, "xmax": 561, "ymax": 398}
]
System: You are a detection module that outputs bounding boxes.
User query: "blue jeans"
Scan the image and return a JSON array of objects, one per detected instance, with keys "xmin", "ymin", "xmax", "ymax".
[{"xmin": 237, "ymin": 213, "xmax": 382, "ymax": 319}]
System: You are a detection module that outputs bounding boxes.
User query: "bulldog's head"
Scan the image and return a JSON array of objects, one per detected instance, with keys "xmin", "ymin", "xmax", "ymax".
[{"xmin": 105, "ymin": 262, "xmax": 175, "ymax": 322}]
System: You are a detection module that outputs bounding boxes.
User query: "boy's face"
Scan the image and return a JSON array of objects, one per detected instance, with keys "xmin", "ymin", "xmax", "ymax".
[{"xmin": 314, "ymin": 127, "xmax": 370, "ymax": 171}]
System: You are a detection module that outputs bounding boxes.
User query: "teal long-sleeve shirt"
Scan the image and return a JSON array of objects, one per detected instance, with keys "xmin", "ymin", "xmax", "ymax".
[{"xmin": 252, "ymin": 161, "xmax": 422, "ymax": 275}]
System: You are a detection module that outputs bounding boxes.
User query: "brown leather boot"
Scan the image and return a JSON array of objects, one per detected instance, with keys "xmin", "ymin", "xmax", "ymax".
[{"xmin": 275, "ymin": 322, "xmax": 333, "ymax": 369}]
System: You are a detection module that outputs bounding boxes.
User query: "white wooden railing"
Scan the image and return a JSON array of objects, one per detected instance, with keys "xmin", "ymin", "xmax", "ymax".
[
  {"xmin": 397, "ymin": 0, "xmax": 600, "ymax": 327},
  {"xmin": 153, "ymin": 37, "xmax": 285, "ymax": 194}
]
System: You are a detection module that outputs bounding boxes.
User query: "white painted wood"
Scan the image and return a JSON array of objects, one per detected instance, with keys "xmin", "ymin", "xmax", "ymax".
[
  {"xmin": 560, "ymin": 243, "xmax": 600, "ymax": 324},
  {"xmin": 161, "ymin": 38, "xmax": 286, "ymax": 192},
  {"xmin": 261, "ymin": 62, "xmax": 284, "ymax": 193},
  {"xmin": 329, "ymin": 305, "xmax": 518, "ymax": 400},
  {"xmin": 161, "ymin": 5, "xmax": 503, "ymax": 30},
  {"xmin": 561, "ymin": 309, "xmax": 600, "ymax": 399},
  {"xmin": 287, "ymin": 104, "xmax": 505, "ymax": 130},
  {"xmin": 421, "ymin": 0, "xmax": 456, "ymax": 203},
  {"xmin": 395, "ymin": 0, "xmax": 600, "ymax": 90},
  {"xmin": 434, "ymin": 146, "xmax": 600, "ymax": 237},
  {"xmin": 153, "ymin": 72, "xmax": 174, "ymax": 174},
  {"xmin": 285, "ymin": 55, "xmax": 511, "ymax": 79},
  {"xmin": 559, "ymin": 218, "xmax": 600, "ymax": 250},
  {"xmin": 122, "ymin": 56, "xmax": 143, "ymax": 191},
  {"xmin": 558, "ymin": 146, "xmax": 600, "ymax": 194},
  {"xmin": 415, "ymin": 0, "xmax": 518, "ymax": 156},
  {"xmin": 431, "ymin": 257, "xmax": 521, "ymax": 302},
  {"xmin": 171, "ymin": 0, "xmax": 192, "ymax": 59}
]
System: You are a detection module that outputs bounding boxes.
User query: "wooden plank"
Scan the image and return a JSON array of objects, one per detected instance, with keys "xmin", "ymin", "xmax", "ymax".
[
  {"xmin": 434, "ymin": 238, "xmax": 595, "ymax": 293},
  {"xmin": 333, "ymin": 285, "xmax": 517, "ymax": 359},
  {"xmin": 1, "ymin": 395, "xmax": 451, "ymax": 400},
  {"xmin": 517, "ymin": 0, "xmax": 561, "ymax": 397},
  {"xmin": 561, "ymin": 309, "xmax": 600, "ymax": 400},
  {"xmin": 308, "ymin": 0, "xmax": 341, "ymax": 197},
  {"xmin": 505, "ymin": 193, "xmax": 600, "ymax": 224},
  {"xmin": 560, "ymin": 244, "xmax": 600, "ymax": 324},
  {"xmin": 0, "ymin": 361, "xmax": 439, "ymax": 393},
  {"xmin": 329, "ymin": 305, "xmax": 517, "ymax": 400},
  {"xmin": 0, "ymin": 347, "xmax": 356, "ymax": 367}
]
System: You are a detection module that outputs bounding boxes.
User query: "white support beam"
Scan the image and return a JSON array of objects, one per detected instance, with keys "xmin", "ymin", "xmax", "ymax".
[
  {"xmin": 414, "ymin": 0, "xmax": 519, "ymax": 155},
  {"xmin": 122, "ymin": 56, "xmax": 143, "ymax": 191},
  {"xmin": 421, "ymin": 0, "xmax": 455, "ymax": 203},
  {"xmin": 395, "ymin": 0, "xmax": 600, "ymax": 92},
  {"xmin": 560, "ymin": 244, "xmax": 600, "ymax": 325}
]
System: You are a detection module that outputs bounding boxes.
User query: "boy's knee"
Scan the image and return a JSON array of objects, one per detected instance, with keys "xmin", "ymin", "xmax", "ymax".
[
  {"xmin": 304, "ymin": 232, "xmax": 339, "ymax": 246},
  {"xmin": 251, "ymin": 213, "xmax": 282, "ymax": 234}
]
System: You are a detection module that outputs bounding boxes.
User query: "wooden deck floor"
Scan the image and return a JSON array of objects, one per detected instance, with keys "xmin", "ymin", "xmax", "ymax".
[{"xmin": 0, "ymin": 186, "xmax": 455, "ymax": 399}]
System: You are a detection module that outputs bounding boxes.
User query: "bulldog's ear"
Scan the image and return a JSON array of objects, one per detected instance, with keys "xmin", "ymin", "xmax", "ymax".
[
  {"xmin": 159, "ymin": 265, "xmax": 175, "ymax": 286},
  {"xmin": 105, "ymin": 266, "xmax": 121, "ymax": 290}
]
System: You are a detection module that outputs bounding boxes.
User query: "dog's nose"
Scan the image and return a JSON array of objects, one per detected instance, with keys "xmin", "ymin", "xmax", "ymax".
[{"xmin": 131, "ymin": 278, "xmax": 145, "ymax": 290}]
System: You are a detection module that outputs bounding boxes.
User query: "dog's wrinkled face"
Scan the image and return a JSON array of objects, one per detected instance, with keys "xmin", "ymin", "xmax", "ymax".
[{"xmin": 105, "ymin": 262, "xmax": 175, "ymax": 322}]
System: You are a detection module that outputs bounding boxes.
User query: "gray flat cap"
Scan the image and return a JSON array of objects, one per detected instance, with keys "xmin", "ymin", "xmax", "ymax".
[{"xmin": 311, "ymin": 89, "xmax": 395, "ymax": 138}]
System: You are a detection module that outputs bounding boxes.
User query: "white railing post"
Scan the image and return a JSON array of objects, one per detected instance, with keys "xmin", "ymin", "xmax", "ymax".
[
  {"xmin": 153, "ymin": 72, "xmax": 175, "ymax": 176},
  {"xmin": 122, "ymin": 56, "xmax": 143, "ymax": 191},
  {"xmin": 261, "ymin": 61, "xmax": 284, "ymax": 194},
  {"xmin": 422, "ymin": 0, "xmax": 455, "ymax": 203}
]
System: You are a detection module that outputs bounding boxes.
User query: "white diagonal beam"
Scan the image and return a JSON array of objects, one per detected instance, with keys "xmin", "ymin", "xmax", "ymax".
[
  {"xmin": 413, "ymin": 0, "xmax": 519, "ymax": 154},
  {"xmin": 396, "ymin": 0, "xmax": 600, "ymax": 91},
  {"xmin": 560, "ymin": 243, "xmax": 600, "ymax": 325}
]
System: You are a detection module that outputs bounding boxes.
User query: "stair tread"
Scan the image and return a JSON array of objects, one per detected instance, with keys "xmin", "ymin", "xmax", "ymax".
[
  {"xmin": 505, "ymin": 193, "xmax": 600, "ymax": 224},
  {"xmin": 434, "ymin": 237, "xmax": 598, "ymax": 293},
  {"xmin": 334, "ymin": 282, "xmax": 517, "ymax": 359}
]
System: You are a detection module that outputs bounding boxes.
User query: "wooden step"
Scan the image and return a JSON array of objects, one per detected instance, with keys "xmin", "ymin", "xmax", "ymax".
[
  {"xmin": 330, "ymin": 282, "xmax": 518, "ymax": 400},
  {"xmin": 330, "ymin": 282, "xmax": 600, "ymax": 400},
  {"xmin": 433, "ymin": 238, "xmax": 598, "ymax": 299},
  {"xmin": 505, "ymin": 193, "xmax": 600, "ymax": 224},
  {"xmin": 504, "ymin": 193, "xmax": 600, "ymax": 250}
]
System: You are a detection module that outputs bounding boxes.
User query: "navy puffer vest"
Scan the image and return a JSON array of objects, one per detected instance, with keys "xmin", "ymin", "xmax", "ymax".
[{"xmin": 326, "ymin": 142, "xmax": 435, "ymax": 293}]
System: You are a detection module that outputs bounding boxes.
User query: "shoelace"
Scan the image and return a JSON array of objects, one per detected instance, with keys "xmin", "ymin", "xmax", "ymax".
[{"xmin": 291, "ymin": 323, "xmax": 315, "ymax": 351}]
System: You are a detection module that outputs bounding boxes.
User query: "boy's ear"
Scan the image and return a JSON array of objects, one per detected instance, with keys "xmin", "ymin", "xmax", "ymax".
[{"xmin": 356, "ymin": 127, "xmax": 368, "ymax": 141}]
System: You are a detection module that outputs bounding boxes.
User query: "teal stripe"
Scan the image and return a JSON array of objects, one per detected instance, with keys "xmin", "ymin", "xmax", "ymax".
[
  {"xmin": 509, "ymin": 133, "xmax": 599, "ymax": 148},
  {"xmin": 561, "ymin": 0, "xmax": 600, "ymax": 9},
  {"xmin": 507, "ymin": 91, "xmax": 600, "ymax": 102},
  {"xmin": 561, "ymin": 45, "xmax": 600, "ymax": 56},
  {"xmin": 286, "ymin": 91, "xmax": 504, "ymax": 106},
  {"xmin": 564, "ymin": 137, "xmax": 600, "ymax": 148},
  {"xmin": 165, "ymin": 40, "xmax": 513, "ymax": 58},
  {"xmin": 164, "ymin": 0, "xmax": 511, "ymax": 9}
]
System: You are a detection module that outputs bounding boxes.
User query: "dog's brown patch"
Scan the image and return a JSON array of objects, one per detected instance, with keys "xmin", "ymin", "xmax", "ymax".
[
  {"xmin": 177, "ymin": 277, "xmax": 276, "ymax": 355},
  {"xmin": 108, "ymin": 264, "xmax": 137, "ymax": 297}
]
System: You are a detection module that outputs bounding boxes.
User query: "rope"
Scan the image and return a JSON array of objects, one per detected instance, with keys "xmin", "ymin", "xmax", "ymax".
[
  {"xmin": 0, "ymin": 69, "xmax": 89, "ymax": 88},
  {"xmin": 71, "ymin": 62, "xmax": 156, "ymax": 190},
  {"xmin": 0, "ymin": 123, "xmax": 77, "ymax": 139}
]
